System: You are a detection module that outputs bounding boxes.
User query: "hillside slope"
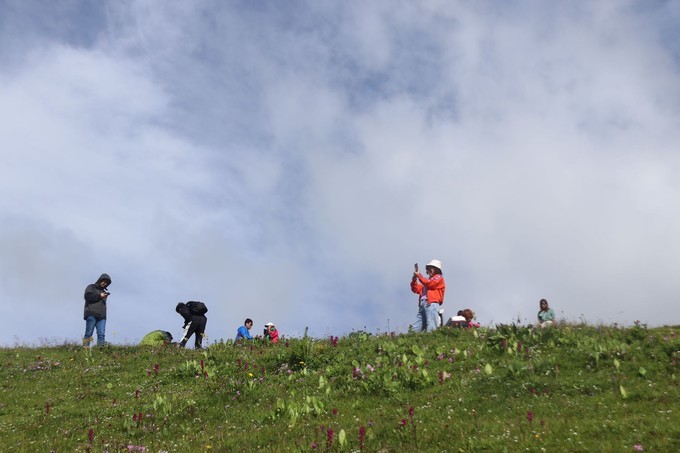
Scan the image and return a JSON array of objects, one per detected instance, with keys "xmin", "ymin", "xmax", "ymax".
[{"xmin": 1, "ymin": 324, "xmax": 678, "ymax": 451}]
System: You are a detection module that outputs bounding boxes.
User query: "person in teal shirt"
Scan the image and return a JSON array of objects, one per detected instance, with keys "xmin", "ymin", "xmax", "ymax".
[{"xmin": 537, "ymin": 299, "xmax": 556, "ymax": 328}]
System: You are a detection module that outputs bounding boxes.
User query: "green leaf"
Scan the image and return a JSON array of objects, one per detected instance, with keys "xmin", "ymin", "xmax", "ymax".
[
  {"xmin": 484, "ymin": 363, "xmax": 493, "ymax": 375},
  {"xmin": 638, "ymin": 367, "xmax": 647, "ymax": 377},
  {"xmin": 338, "ymin": 429, "xmax": 347, "ymax": 446},
  {"xmin": 619, "ymin": 384, "xmax": 628, "ymax": 399}
]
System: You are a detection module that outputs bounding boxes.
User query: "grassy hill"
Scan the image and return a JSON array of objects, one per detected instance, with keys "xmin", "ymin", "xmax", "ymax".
[{"xmin": 1, "ymin": 323, "xmax": 678, "ymax": 452}]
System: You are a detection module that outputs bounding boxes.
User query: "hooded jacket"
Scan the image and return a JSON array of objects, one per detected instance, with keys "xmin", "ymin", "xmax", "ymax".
[{"xmin": 83, "ymin": 273, "xmax": 111, "ymax": 320}]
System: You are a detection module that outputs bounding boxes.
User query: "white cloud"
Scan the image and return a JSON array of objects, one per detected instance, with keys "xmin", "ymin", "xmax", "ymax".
[{"xmin": 1, "ymin": 1, "xmax": 679, "ymax": 346}]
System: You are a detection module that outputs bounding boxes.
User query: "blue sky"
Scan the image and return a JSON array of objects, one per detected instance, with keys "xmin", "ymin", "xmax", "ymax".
[{"xmin": 1, "ymin": 0, "xmax": 679, "ymax": 346}]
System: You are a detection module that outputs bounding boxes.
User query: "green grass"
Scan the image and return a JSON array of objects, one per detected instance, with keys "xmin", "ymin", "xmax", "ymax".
[{"xmin": 1, "ymin": 323, "xmax": 678, "ymax": 452}]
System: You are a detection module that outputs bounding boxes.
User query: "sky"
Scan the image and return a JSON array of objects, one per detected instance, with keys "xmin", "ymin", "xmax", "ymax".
[{"xmin": 1, "ymin": 0, "xmax": 679, "ymax": 346}]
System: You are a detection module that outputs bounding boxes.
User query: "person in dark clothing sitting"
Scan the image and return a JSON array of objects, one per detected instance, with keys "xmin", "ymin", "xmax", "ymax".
[{"xmin": 175, "ymin": 301, "xmax": 208, "ymax": 349}]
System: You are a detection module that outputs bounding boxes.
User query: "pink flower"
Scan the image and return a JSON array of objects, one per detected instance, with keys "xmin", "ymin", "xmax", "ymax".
[
  {"xmin": 408, "ymin": 406, "xmax": 414, "ymax": 418},
  {"xmin": 527, "ymin": 411, "xmax": 534, "ymax": 423},
  {"xmin": 326, "ymin": 428, "xmax": 334, "ymax": 446},
  {"xmin": 633, "ymin": 445, "xmax": 644, "ymax": 451},
  {"xmin": 400, "ymin": 418, "xmax": 408, "ymax": 428},
  {"xmin": 88, "ymin": 428, "xmax": 94, "ymax": 445}
]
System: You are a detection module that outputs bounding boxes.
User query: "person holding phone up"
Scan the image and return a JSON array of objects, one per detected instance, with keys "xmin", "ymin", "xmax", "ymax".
[{"xmin": 410, "ymin": 260, "xmax": 446, "ymax": 332}]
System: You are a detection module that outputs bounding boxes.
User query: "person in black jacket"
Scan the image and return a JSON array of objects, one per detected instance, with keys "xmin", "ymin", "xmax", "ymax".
[
  {"xmin": 175, "ymin": 301, "xmax": 208, "ymax": 349},
  {"xmin": 83, "ymin": 273, "xmax": 111, "ymax": 346}
]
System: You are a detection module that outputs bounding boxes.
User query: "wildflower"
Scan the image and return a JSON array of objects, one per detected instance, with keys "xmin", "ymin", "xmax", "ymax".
[
  {"xmin": 311, "ymin": 442, "xmax": 317, "ymax": 449},
  {"xmin": 359, "ymin": 426, "xmax": 366, "ymax": 449},
  {"xmin": 88, "ymin": 428, "xmax": 94, "ymax": 445},
  {"xmin": 366, "ymin": 364, "xmax": 375, "ymax": 372},
  {"xmin": 332, "ymin": 408, "xmax": 338, "ymax": 416},
  {"xmin": 408, "ymin": 406, "xmax": 414, "ymax": 418},
  {"xmin": 400, "ymin": 418, "xmax": 408, "ymax": 428},
  {"xmin": 633, "ymin": 444, "xmax": 644, "ymax": 451},
  {"xmin": 527, "ymin": 411, "xmax": 534, "ymax": 423},
  {"xmin": 135, "ymin": 388, "xmax": 140, "ymax": 400},
  {"xmin": 326, "ymin": 428, "xmax": 334, "ymax": 447},
  {"xmin": 153, "ymin": 363, "xmax": 159, "ymax": 375}
]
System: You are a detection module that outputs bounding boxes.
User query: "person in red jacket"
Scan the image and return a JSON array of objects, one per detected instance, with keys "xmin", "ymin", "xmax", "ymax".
[
  {"xmin": 411, "ymin": 259, "xmax": 446, "ymax": 332},
  {"xmin": 264, "ymin": 322, "xmax": 279, "ymax": 343}
]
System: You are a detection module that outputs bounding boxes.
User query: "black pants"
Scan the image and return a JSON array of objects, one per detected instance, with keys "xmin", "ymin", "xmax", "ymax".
[{"xmin": 180, "ymin": 315, "xmax": 207, "ymax": 349}]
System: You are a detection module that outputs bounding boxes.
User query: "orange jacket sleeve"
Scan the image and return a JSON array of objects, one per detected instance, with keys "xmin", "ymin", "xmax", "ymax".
[{"xmin": 411, "ymin": 278, "xmax": 423, "ymax": 295}]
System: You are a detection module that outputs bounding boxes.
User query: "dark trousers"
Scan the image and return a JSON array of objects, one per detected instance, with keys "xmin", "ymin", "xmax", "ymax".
[{"xmin": 180, "ymin": 315, "xmax": 207, "ymax": 349}]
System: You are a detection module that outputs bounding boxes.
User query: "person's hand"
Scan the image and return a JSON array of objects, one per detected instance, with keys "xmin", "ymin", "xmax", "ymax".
[{"xmin": 100, "ymin": 292, "xmax": 109, "ymax": 298}]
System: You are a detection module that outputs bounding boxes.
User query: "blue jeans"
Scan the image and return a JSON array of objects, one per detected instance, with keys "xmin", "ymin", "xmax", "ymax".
[
  {"xmin": 84, "ymin": 316, "xmax": 106, "ymax": 345},
  {"xmin": 412, "ymin": 301, "xmax": 426, "ymax": 332},
  {"xmin": 424, "ymin": 303, "xmax": 440, "ymax": 332}
]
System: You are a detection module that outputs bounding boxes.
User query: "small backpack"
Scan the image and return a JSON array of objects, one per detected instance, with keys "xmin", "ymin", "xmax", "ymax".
[{"xmin": 187, "ymin": 301, "xmax": 208, "ymax": 315}]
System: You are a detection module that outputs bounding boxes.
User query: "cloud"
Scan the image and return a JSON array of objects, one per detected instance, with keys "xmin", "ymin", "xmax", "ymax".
[{"xmin": 1, "ymin": 1, "xmax": 679, "ymax": 346}]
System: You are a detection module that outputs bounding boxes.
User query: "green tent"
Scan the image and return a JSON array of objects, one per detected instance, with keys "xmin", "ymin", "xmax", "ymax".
[{"xmin": 139, "ymin": 330, "xmax": 173, "ymax": 346}]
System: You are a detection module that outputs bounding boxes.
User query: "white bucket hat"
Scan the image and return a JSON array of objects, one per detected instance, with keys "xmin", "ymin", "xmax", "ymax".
[
  {"xmin": 264, "ymin": 322, "xmax": 275, "ymax": 327},
  {"xmin": 426, "ymin": 259, "xmax": 443, "ymax": 271}
]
